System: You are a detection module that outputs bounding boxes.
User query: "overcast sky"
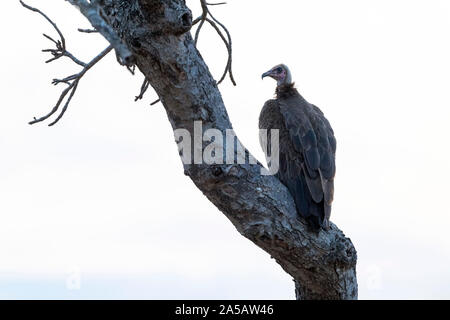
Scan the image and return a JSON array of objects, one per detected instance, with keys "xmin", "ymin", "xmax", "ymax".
[{"xmin": 1, "ymin": 0, "xmax": 450, "ymax": 299}]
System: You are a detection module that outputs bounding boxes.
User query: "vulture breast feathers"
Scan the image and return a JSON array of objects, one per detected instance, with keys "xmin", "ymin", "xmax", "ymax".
[{"xmin": 259, "ymin": 74, "xmax": 336, "ymax": 231}]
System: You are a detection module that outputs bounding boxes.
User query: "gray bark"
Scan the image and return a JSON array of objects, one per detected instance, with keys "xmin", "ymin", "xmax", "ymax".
[{"xmin": 67, "ymin": 0, "xmax": 358, "ymax": 299}]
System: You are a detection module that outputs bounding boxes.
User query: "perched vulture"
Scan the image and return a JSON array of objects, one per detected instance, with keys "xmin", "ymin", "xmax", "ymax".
[{"xmin": 260, "ymin": 64, "xmax": 336, "ymax": 231}]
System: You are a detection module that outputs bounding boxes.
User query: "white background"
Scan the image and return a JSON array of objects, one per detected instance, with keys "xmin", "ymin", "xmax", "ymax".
[{"xmin": 1, "ymin": 0, "xmax": 450, "ymax": 299}]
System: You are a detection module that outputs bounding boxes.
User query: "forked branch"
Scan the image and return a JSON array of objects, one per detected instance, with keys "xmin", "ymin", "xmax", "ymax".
[
  {"xmin": 193, "ymin": 0, "xmax": 236, "ymax": 85},
  {"xmin": 21, "ymin": 1, "xmax": 113, "ymax": 126},
  {"xmin": 20, "ymin": 1, "xmax": 86, "ymax": 67},
  {"xmin": 30, "ymin": 45, "xmax": 113, "ymax": 126}
]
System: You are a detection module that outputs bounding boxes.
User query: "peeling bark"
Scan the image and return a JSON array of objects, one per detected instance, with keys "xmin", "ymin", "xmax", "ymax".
[{"xmin": 69, "ymin": 0, "xmax": 358, "ymax": 299}]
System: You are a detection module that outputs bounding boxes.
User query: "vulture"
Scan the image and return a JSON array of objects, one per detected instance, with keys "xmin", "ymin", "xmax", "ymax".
[{"xmin": 260, "ymin": 64, "xmax": 336, "ymax": 231}]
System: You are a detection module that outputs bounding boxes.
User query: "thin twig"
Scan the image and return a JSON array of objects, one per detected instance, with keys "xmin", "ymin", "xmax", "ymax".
[
  {"xmin": 134, "ymin": 78, "xmax": 161, "ymax": 106},
  {"xmin": 208, "ymin": 11, "xmax": 236, "ymax": 85},
  {"xmin": 150, "ymin": 99, "xmax": 161, "ymax": 106},
  {"xmin": 192, "ymin": 0, "xmax": 236, "ymax": 86},
  {"xmin": 21, "ymin": 1, "xmax": 87, "ymax": 67},
  {"xmin": 78, "ymin": 28, "xmax": 98, "ymax": 33},
  {"xmin": 135, "ymin": 78, "xmax": 150, "ymax": 102},
  {"xmin": 29, "ymin": 45, "xmax": 113, "ymax": 126},
  {"xmin": 206, "ymin": 2, "xmax": 227, "ymax": 5},
  {"xmin": 194, "ymin": 0, "xmax": 208, "ymax": 44},
  {"xmin": 20, "ymin": 1, "xmax": 65, "ymax": 49},
  {"xmin": 21, "ymin": 1, "xmax": 116, "ymax": 125}
]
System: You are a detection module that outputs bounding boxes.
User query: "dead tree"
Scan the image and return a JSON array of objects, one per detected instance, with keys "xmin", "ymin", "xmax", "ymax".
[{"xmin": 21, "ymin": 0, "xmax": 357, "ymax": 299}]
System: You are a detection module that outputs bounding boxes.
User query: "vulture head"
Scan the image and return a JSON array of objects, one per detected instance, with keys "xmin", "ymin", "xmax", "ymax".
[{"xmin": 262, "ymin": 64, "xmax": 292, "ymax": 86}]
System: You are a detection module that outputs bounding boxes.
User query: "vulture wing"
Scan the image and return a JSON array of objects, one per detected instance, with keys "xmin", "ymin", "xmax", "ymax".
[
  {"xmin": 278, "ymin": 95, "xmax": 336, "ymax": 229},
  {"xmin": 259, "ymin": 94, "xmax": 336, "ymax": 230}
]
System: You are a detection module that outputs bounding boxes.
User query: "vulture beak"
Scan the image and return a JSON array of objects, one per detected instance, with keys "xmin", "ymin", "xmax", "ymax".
[{"xmin": 261, "ymin": 70, "xmax": 273, "ymax": 80}]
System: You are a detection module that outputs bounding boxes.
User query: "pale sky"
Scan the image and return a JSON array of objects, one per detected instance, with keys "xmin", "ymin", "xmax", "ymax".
[{"xmin": 1, "ymin": 0, "xmax": 450, "ymax": 299}]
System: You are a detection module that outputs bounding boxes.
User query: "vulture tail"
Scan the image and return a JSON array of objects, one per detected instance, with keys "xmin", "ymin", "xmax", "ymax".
[
  {"xmin": 303, "ymin": 200, "xmax": 324, "ymax": 232},
  {"xmin": 281, "ymin": 171, "xmax": 327, "ymax": 232}
]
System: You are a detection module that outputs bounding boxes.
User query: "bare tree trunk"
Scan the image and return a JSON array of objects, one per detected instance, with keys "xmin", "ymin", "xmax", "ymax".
[{"xmin": 42, "ymin": 0, "xmax": 358, "ymax": 299}]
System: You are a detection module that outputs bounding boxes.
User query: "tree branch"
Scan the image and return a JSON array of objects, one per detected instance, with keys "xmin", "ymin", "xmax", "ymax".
[
  {"xmin": 20, "ymin": 1, "xmax": 87, "ymax": 67},
  {"xmin": 30, "ymin": 45, "xmax": 113, "ymax": 126},
  {"xmin": 46, "ymin": 46, "xmax": 113, "ymax": 126},
  {"xmin": 21, "ymin": 1, "xmax": 115, "ymax": 125},
  {"xmin": 78, "ymin": 28, "xmax": 99, "ymax": 33},
  {"xmin": 193, "ymin": 0, "xmax": 236, "ymax": 85}
]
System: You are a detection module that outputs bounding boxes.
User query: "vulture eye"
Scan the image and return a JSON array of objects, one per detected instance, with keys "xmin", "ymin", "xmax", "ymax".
[{"xmin": 276, "ymin": 67, "xmax": 283, "ymax": 73}]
